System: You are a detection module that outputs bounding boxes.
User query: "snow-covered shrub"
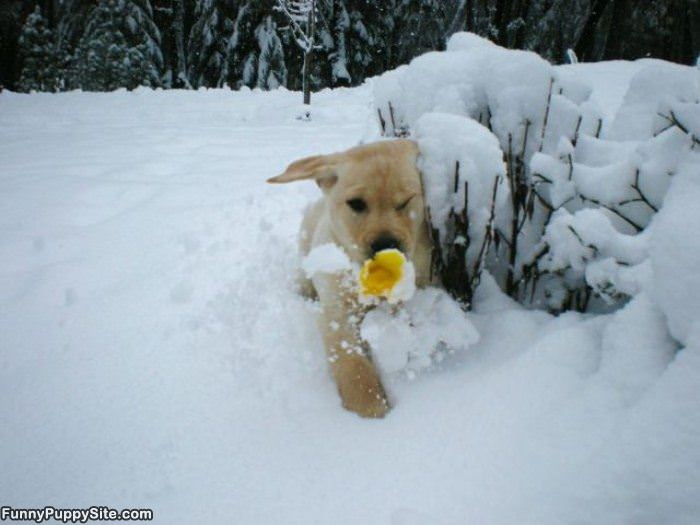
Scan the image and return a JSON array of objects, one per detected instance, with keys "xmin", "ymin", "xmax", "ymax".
[
  {"xmin": 373, "ymin": 32, "xmax": 700, "ymax": 316},
  {"xmin": 530, "ymin": 64, "xmax": 699, "ymax": 311},
  {"xmin": 413, "ymin": 113, "xmax": 507, "ymax": 307},
  {"xmin": 374, "ymin": 32, "xmax": 603, "ymax": 310},
  {"xmin": 534, "ymin": 208, "xmax": 651, "ymax": 309}
]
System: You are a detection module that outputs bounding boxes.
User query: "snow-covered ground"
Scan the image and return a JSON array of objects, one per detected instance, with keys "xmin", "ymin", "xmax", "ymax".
[{"xmin": 1, "ymin": 63, "xmax": 699, "ymax": 524}]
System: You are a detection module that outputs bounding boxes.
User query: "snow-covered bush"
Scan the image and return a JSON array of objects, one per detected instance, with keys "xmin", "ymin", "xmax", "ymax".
[
  {"xmin": 373, "ymin": 32, "xmax": 700, "ymax": 319},
  {"xmin": 530, "ymin": 63, "xmax": 699, "ymax": 312},
  {"xmin": 413, "ymin": 112, "xmax": 507, "ymax": 307}
]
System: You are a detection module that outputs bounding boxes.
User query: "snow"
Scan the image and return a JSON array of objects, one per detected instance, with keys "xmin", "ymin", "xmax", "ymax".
[
  {"xmin": 444, "ymin": 31, "xmax": 497, "ymax": 53},
  {"xmin": 541, "ymin": 208, "xmax": 648, "ymax": 273},
  {"xmin": 556, "ymin": 60, "xmax": 657, "ymax": 127},
  {"xmin": 303, "ymin": 245, "xmax": 416, "ymax": 304},
  {"xmin": 414, "ymin": 112, "xmax": 507, "ymax": 248},
  {"xmin": 361, "ymin": 287, "xmax": 479, "ymax": 375},
  {"xmin": 2, "ymin": 60, "xmax": 700, "ymax": 524},
  {"xmin": 374, "ymin": 33, "xmax": 600, "ymax": 158},
  {"xmin": 607, "ymin": 61, "xmax": 700, "ymax": 140},
  {"xmin": 651, "ymin": 163, "xmax": 700, "ymax": 346},
  {"xmin": 527, "ymin": 59, "xmax": 699, "ymax": 311},
  {"xmin": 390, "ymin": 259, "xmax": 416, "ymax": 304},
  {"xmin": 384, "ymin": 35, "xmax": 698, "ymax": 313},
  {"xmin": 302, "ymin": 242, "xmax": 352, "ymax": 277}
]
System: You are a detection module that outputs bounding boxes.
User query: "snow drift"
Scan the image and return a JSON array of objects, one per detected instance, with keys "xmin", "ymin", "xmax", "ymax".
[{"xmin": 0, "ymin": 33, "xmax": 699, "ymax": 524}]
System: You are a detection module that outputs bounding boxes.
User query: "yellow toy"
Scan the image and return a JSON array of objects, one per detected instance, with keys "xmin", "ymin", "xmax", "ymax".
[{"xmin": 359, "ymin": 249, "xmax": 411, "ymax": 300}]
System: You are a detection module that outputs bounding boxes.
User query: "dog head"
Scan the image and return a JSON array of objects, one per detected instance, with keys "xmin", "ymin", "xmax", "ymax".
[{"xmin": 268, "ymin": 139, "xmax": 426, "ymax": 262}]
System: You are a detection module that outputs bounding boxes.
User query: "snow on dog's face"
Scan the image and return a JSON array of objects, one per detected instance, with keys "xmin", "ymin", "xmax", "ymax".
[{"xmin": 268, "ymin": 140, "xmax": 426, "ymax": 263}]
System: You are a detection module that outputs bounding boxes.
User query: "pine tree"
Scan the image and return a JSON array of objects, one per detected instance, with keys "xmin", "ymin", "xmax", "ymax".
[
  {"xmin": 17, "ymin": 6, "xmax": 62, "ymax": 92},
  {"xmin": 227, "ymin": 1, "xmax": 268, "ymax": 88},
  {"xmin": 187, "ymin": 0, "xmax": 287, "ymax": 89},
  {"xmin": 326, "ymin": 0, "xmax": 351, "ymax": 86},
  {"xmin": 515, "ymin": 0, "xmax": 585, "ymax": 62},
  {"xmin": 255, "ymin": 14, "xmax": 288, "ymax": 89},
  {"xmin": 70, "ymin": 0, "xmax": 162, "ymax": 91},
  {"xmin": 170, "ymin": 0, "xmax": 190, "ymax": 88},
  {"xmin": 56, "ymin": 0, "xmax": 94, "ymax": 51},
  {"xmin": 5, "ymin": 0, "xmax": 698, "ymax": 92},
  {"xmin": 187, "ymin": 0, "xmax": 235, "ymax": 88},
  {"xmin": 341, "ymin": 1, "xmax": 397, "ymax": 82},
  {"xmin": 392, "ymin": 0, "xmax": 447, "ymax": 66},
  {"xmin": 123, "ymin": 0, "xmax": 163, "ymax": 78}
]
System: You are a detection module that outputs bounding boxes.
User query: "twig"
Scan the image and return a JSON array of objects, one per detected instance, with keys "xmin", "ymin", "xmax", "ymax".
[
  {"xmin": 657, "ymin": 110, "xmax": 700, "ymax": 146},
  {"xmin": 572, "ymin": 115, "xmax": 583, "ymax": 146},
  {"xmin": 388, "ymin": 101, "xmax": 397, "ymax": 135},
  {"xmin": 538, "ymin": 78, "xmax": 554, "ymax": 152},
  {"xmin": 470, "ymin": 176, "xmax": 501, "ymax": 289},
  {"xmin": 376, "ymin": 108, "xmax": 386, "ymax": 135},
  {"xmin": 627, "ymin": 169, "xmax": 658, "ymax": 212},
  {"xmin": 579, "ymin": 195, "xmax": 643, "ymax": 232}
]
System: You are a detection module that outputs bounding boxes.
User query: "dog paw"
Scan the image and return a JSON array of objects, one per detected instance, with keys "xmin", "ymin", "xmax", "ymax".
[{"xmin": 336, "ymin": 355, "xmax": 390, "ymax": 418}]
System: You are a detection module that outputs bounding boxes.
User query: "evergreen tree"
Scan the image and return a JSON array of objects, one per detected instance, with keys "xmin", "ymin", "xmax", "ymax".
[
  {"xmin": 170, "ymin": 0, "xmax": 190, "ymax": 88},
  {"xmin": 126, "ymin": 0, "xmax": 164, "ymax": 74},
  {"xmin": 228, "ymin": 0, "xmax": 271, "ymax": 88},
  {"xmin": 70, "ymin": 0, "xmax": 162, "ymax": 91},
  {"xmin": 343, "ymin": 1, "xmax": 396, "ymax": 81},
  {"xmin": 326, "ymin": 0, "xmax": 351, "ymax": 86},
  {"xmin": 56, "ymin": 0, "xmax": 94, "ymax": 51},
  {"xmin": 521, "ymin": 0, "xmax": 588, "ymax": 63},
  {"xmin": 2, "ymin": 0, "xmax": 699, "ymax": 92},
  {"xmin": 392, "ymin": 0, "xmax": 448, "ymax": 66},
  {"xmin": 187, "ymin": 0, "xmax": 235, "ymax": 88},
  {"xmin": 187, "ymin": 0, "xmax": 287, "ymax": 89},
  {"xmin": 17, "ymin": 6, "xmax": 62, "ymax": 92},
  {"xmin": 255, "ymin": 14, "xmax": 288, "ymax": 89}
]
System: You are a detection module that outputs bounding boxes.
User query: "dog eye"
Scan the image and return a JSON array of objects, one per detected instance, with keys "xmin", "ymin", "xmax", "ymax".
[
  {"xmin": 347, "ymin": 198, "xmax": 367, "ymax": 213},
  {"xmin": 396, "ymin": 196, "xmax": 414, "ymax": 211}
]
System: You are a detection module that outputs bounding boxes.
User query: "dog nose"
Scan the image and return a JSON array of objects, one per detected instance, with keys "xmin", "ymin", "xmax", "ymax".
[{"xmin": 370, "ymin": 235, "xmax": 401, "ymax": 255}]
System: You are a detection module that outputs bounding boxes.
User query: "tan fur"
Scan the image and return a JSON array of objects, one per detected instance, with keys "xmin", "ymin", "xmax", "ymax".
[{"xmin": 268, "ymin": 139, "xmax": 433, "ymax": 418}]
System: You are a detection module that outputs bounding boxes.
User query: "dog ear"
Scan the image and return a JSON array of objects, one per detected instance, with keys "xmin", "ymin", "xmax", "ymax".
[{"xmin": 267, "ymin": 154, "xmax": 339, "ymax": 190}]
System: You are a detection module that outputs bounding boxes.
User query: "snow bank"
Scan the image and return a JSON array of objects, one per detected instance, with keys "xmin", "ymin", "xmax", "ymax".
[
  {"xmin": 609, "ymin": 61, "xmax": 700, "ymax": 140},
  {"xmin": 2, "ymin": 51, "xmax": 700, "ymax": 525},
  {"xmin": 375, "ymin": 31, "xmax": 600, "ymax": 158},
  {"xmin": 361, "ymin": 287, "xmax": 479, "ymax": 375},
  {"xmin": 651, "ymin": 164, "xmax": 700, "ymax": 345},
  {"xmin": 302, "ymin": 243, "xmax": 352, "ymax": 277},
  {"xmin": 369, "ymin": 50, "xmax": 700, "ymax": 524}
]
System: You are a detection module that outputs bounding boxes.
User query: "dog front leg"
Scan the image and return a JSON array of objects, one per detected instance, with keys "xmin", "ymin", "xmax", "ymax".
[
  {"xmin": 323, "ymin": 313, "xmax": 389, "ymax": 418},
  {"xmin": 316, "ymin": 280, "xmax": 389, "ymax": 418}
]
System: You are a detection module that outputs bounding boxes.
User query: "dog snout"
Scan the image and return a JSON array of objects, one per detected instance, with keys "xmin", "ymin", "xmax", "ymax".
[{"xmin": 370, "ymin": 235, "xmax": 401, "ymax": 255}]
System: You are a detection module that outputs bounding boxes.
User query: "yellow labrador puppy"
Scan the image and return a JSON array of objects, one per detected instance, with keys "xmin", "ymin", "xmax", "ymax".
[{"xmin": 268, "ymin": 139, "xmax": 433, "ymax": 418}]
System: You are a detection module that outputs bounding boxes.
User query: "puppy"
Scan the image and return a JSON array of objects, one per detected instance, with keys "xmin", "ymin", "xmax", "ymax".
[{"xmin": 268, "ymin": 139, "xmax": 433, "ymax": 418}]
